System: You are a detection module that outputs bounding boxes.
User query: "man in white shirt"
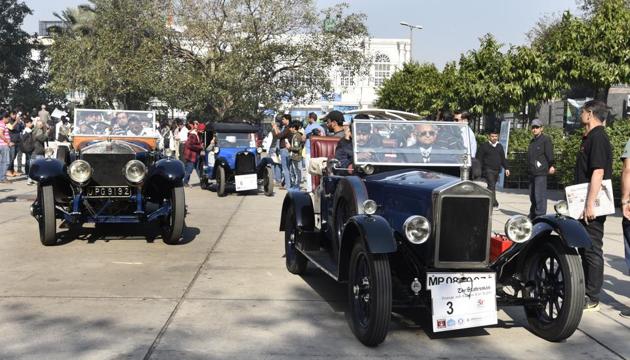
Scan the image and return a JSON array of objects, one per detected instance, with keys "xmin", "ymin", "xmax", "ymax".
[
  {"xmin": 454, "ymin": 110, "xmax": 477, "ymax": 158},
  {"xmin": 177, "ymin": 119, "xmax": 188, "ymax": 162}
]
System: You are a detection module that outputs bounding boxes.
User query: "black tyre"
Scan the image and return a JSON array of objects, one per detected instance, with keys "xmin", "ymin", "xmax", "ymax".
[
  {"xmin": 162, "ymin": 186, "xmax": 186, "ymax": 244},
  {"xmin": 522, "ymin": 238, "xmax": 584, "ymax": 341},
  {"xmin": 263, "ymin": 166, "xmax": 274, "ymax": 196},
  {"xmin": 284, "ymin": 208, "xmax": 308, "ymax": 274},
  {"xmin": 199, "ymin": 161, "xmax": 209, "ymax": 189},
  {"xmin": 38, "ymin": 185, "xmax": 57, "ymax": 246},
  {"xmin": 348, "ymin": 241, "xmax": 391, "ymax": 347},
  {"xmin": 216, "ymin": 166, "xmax": 226, "ymax": 197}
]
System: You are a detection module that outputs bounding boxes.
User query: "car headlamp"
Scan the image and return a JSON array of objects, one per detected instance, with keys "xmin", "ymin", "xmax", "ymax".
[
  {"xmin": 164, "ymin": 149, "xmax": 174, "ymax": 158},
  {"xmin": 124, "ymin": 160, "xmax": 147, "ymax": 184},
  {"xmin": 403, "ymin": 215, "xmax": 431, "ymax": 244},
  {"xmin": 362, "ymin": 199, "xmax": 377, "ymax": 215},
  {"xmin": 505, "ymin": 215, "xmax": 533, "ymax": 243},
  {"xmin": 554, "ymin": 200, "xmax": 570, "ymax": 217},
  {"xmin": 212, "ymin": 147, "xmax": 220, "ymax": 154},
  {"xmin": 256, "ymin": 147, "xmax": 263, "ymax": 154},
  {"xmin": 68, "ymin": 160, "xmax": 92, "ymax": 184},
  {"xmin": 359, "ymin": 164, "xmax": 375, "ymax": 175}
]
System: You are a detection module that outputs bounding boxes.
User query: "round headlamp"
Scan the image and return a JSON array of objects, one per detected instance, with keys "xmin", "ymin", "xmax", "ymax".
[
  {"xmin": 505, "ymin": 215, "xmax": 533, "ymax": 243},
  {"xmin": 360, "ymin": 164, "xmax": 375, "ymax": 175},
  {"xmin": 124, "ymin": 160, "xmax": 147, "ymax": 184},
  {"xmin": 403, "ymin": 215, "xmax": 431, "ymax": 244},
  {"xmin": 554, "ymin": 200, "xmax": 570, "ymax": 217},
  {"xmin": 68, "ymin": 160, "xmax": 92, "ymax": 184},
  {"xmin": 256, "ymin": 147, "xmax": 263, "ymax": 154},
  {"xmin": 362, "ymin": 199, "xmax": 377, "ymax": 215},
  {"xmin": 212, "ymin": 147, "xmax": 220, "ymax": 154},
  {"xmin": 164, "ymin": 149, "xmax": 174, "ymax": 158}
]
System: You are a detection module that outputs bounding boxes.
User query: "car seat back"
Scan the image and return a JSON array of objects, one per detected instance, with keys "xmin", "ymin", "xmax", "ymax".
[{"xmin": 310, "ymin": 136, "xmax": 341, "ymax": 191}]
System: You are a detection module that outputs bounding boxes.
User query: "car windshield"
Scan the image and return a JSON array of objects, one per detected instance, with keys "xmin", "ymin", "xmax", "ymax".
[
  {"xmin": 352, "ymin": 119, "xmax": 472, "ymax": 167},
  {"xmin": 216, "ymin": 133, "xmax": 256, "ymax": 148},
  {"xmin": 73, "ymin": 109, "xmax": 158, "ymax": 137}
]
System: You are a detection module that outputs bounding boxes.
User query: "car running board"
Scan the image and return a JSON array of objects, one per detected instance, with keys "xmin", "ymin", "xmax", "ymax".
[{"xmin": 300, "ymin": 250, "xmax": 339, "ymax": 281}]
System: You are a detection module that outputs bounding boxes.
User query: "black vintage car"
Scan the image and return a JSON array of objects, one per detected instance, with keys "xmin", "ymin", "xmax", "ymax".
[
  {"xmin": 199, "ymin": 123, "xmax": 274, "ymax": 197},
  {"xmin": 280, "ymin": 118, "xmax": 590, "ymax": 346},
  {"xmin": 29, "ymin": 109, "xmax": 186, "ymax": 246}
]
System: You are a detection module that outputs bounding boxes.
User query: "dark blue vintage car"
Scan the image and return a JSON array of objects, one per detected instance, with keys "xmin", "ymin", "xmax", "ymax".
[
  {"xmin": 280, "ymin": 118, "xmax": 590, "ymax": 346},
  {"xmin": 29, "ymin": 109, "xmax": 186, "ymax": 246},
  {"xmin": 200, "ymin": 123, "xmax": 274, "ymax": 197}
]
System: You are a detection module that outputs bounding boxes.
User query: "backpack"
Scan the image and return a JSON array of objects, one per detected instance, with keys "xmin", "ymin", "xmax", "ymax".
[{"xmin": 20, "ymin": 132, "xmax": 35, "ymax": 153}]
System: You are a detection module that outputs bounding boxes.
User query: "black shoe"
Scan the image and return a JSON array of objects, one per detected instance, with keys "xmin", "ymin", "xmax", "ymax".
[
  {"xmin": 584, "ymin": 297, "xmax": 600, "ymax": 311},
  {"xmin": 620, "ymin": 309, "xmax": 630, "ymax": 318}
]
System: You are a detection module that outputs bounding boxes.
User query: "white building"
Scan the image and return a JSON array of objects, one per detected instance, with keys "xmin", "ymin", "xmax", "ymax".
[{"xmin": 286, "ymin": 37, "xmax": 410, "ymax": 120}]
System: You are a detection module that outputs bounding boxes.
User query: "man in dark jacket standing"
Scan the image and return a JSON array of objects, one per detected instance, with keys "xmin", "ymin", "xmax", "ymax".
[
  {"xmin": 527, "ymin": 119, "xmax": 555, "ymax": 219},
  {"xmin": 476, "ymin": 130, "xmax": 510, "ymax": 208}
]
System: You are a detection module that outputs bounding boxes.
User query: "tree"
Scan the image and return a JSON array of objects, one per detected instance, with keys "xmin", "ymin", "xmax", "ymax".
[
  {"xmin": 48, "ymin": 0, "xmax": 168, "ymax": 109},
  {"xmin": 161, "ymin": 0, "xmax": 368, "ymax": 120},
  {"xmin": 375, "ymin": 63, "xmax": 441, "ymax": 117},
  {"xmin": 0, "ymin": 0, "xmax": 32, "ymax": 104},
  {"xmin": 9, "ymin": 47, "xmax": 66, "ymax": 111}
]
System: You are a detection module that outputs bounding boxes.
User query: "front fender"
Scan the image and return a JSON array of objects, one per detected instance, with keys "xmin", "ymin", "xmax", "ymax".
[
  {"xmin": 338, "ymin": 214, "xmax": 396, "ymax": 281},
  {"xmin": 29, "ymin": 158, "xmax": 65, "ymax": 186},
  {"xmin": 279, "ymin": 190, "xmax": 315, "ymax": 232},
  {"xmin": 531, "ymin": 215, "xmax": 591, "ymax": 248},
  {"xmin": 146, "ymin": 158, "xmax": 185, "ymax": 189},
  {"xmin": 212, "ymin": 157, "xmax": 230, "ymax": 178},
  {"xmin": 257, "ymin": 157, "xmax": 274, "ymax": 176}
]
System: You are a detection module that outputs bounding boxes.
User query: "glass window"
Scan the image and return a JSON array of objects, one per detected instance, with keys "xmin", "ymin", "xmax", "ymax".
[{"xmin": 373, "ymin": 53, "xmax": 391, "ymax": 87}]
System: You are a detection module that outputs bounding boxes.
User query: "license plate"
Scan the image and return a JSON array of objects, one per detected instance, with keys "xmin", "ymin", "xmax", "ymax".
[
  {"xmin": 234, "ymin": 174, "xmax": 258, "ymax": 191},
  {"xmin": 426, "ymin": 272, "xmax": 497, "ymax": 332},
  {"xmin": 86, "ymin": 186, "xmax": 132, "ymax": 198}
]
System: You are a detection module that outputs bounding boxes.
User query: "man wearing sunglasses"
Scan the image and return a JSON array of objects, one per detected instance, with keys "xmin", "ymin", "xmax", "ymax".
[{"xmin": 527, "ymin": 119, "xmax": 555, "ymax": 219}]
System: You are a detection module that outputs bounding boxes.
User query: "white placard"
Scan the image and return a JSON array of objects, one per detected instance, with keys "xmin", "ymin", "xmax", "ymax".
[
  {"xmin": 565, "ymin": 179, "xmax": 615, "ymax": 219},
  {"xmin": 234, "ymin": 174, "xmax": 258, "ymax": 191},
  {"xmin": 427, "ymin": 272, "xmax": 497, "ymax": 332}
]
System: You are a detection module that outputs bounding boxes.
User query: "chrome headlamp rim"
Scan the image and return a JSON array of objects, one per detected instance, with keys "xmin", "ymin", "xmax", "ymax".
[
  {"xmin": 124, "ymin": 159, "xmax": 147, "ymax": 185},
  {"xmin": 403, "ymin": 215, "xmax": 431, "ymax": 245},
  {"xmin": 256, "ymin": 147, "xmax": 263, "ymax": 154},
  {"xmin": 554, "ymin": 200, "xmax": 570, "ymax": 217},
  {"xmin": 359, "ymin": 164, "xmax": 375, "ymax": 175},
  {"xmin": 68, "ymin": 159, "xmax": 92, "ymax": 185},
  {"xmin": 504, "ymin": 215, "xmax": 533, "ymax": 243},
  {"xmin": 362, "ymin": 199, "xmax": 377, "ymax": 215}
]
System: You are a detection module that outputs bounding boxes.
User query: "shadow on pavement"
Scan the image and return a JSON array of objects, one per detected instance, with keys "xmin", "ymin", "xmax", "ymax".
[{"xmin": 53, "ymin": 223, "xmax": 200, "ymax": 246}]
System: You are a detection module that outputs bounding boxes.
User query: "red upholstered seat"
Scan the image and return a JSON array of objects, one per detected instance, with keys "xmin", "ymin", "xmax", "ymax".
[{"xmin": 310, "ymin": 136, "xmax": 341, "ymax": 191}]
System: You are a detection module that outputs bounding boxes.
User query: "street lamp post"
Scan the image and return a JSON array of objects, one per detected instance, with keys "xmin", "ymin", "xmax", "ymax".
[{"xmin": 399, "ymin": 21, "xmax": 423, "ymax": 62}]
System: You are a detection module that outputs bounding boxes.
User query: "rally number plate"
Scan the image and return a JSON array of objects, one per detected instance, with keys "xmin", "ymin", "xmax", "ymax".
[
  {"xmin": 426, "ymin": 272, "xmax": 497, "ymax": 332},
  {"xmin": 234, "ymin": 174, "xmax": 258, "ymax": 191},
  {"xmin": 86, "ymin": 186, "xmax": 132, "ymax": 198}
]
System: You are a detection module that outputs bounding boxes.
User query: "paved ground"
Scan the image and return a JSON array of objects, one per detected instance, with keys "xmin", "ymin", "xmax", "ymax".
[{"xmin": 0, "ymin": 177, "xmax": 628, "ymax": 360}]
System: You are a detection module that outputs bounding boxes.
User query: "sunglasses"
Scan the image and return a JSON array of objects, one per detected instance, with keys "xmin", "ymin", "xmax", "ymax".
[
  {"xmin": 531, "ymin": 126, "xmax": 541, "ymax": 129},
  {"xmin": 419, "ymin": 131, "xmax": 436, "ymax": 136}
]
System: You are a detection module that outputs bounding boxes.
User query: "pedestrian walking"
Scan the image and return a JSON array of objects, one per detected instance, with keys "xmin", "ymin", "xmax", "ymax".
[
  {"xmin": 7, "ymin": 111, "xmax": 24, "ymax": 177},
  {"xmin": 454, "ymin": 110, "xmax": 477, "ymax": 157},
  {"xmin": 527, "ymin": 119, "xmax": 555, "ymax": 219},
  {"xmin": 574, "ymin": 100, "xmax": 613, "ymax": 312},
  {"xmin": 619, "ymin": 136, "xmax": 630, "ymax": 318},
  {"xmin": 271, "ymin": 114, "xmax": 292, "ymax": 189},
  {"xmin": 302, "ymin": 112, "xmax": 325, "ymax": 191},
  {"xmin": 476, "ymin": 130, "xmax": 510, "ymax": 208},
  {"xmin": 0, "ymin": 112, "xmax": 12, "ymax": 183},
  {"xmin": 183, "ymin": 119, "xmax": 203, "ymax": 187},
  {"xmin": 21, "ymin": 118, "xmax": 35, "ymax": 185},
  {"xmin": 37, "ymin": 105, "xmax": 50, "ymax": 126},
  {"xmin": 287, "ymin": 121, "xmax": 305, "ymax": 190}
]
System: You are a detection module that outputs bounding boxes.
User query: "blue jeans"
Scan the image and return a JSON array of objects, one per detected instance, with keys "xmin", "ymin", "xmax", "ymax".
[
  {"xmin": 528, "ymin": 175, "xmax": 548, "ymax": 219},
  {"xmin": 289, "ymin": 159, "xmax": 302, "ymax": 189},
  {"xmin": 8, "ymin": 145, "xmax": 16, "ymax": 172},
  {"xmin": 184, "ymin": 159, "xmax": 201, "ymax": 185},
  {"xmin": 623, "ymin": 218, "xmax": 630, "ymax": 274},
  {"xmin": 279, "ymin": 148, "xmax": 291, "ymax": 187},
  {"xmin": 0, "ymin": 147, "xmax": 9, "ymax": 181}
]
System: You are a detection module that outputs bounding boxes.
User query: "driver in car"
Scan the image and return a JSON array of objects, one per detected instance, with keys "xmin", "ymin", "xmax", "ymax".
[
  {"xmin": 111, "ymin": 112, "xmax": 130, "ymax": 135},
  {"xmin": 407, "ymin": 123, "xmax": 456, "ymax": 164}
]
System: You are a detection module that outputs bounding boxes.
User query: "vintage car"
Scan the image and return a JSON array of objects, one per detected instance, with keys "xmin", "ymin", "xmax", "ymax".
[
  {"xmin": 29, "ymin": 109, "xmax": 186, "ymax": 246},
  {"xmin": 279, "ymin": 118, "xmax": 589, "ymax": 346},
  {"xmin": 200, "ymin": 123, "xmax": 274, "ymax": 197}
]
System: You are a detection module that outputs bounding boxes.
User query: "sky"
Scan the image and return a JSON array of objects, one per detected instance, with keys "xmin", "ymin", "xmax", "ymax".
[{"xmin": 22, "ymin": 0, "xmax": 581, "ymax": 68}]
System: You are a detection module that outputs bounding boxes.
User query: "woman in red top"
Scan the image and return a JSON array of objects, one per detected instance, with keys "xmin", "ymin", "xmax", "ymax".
[{"xmin": 183, "ymin": 119, "xmax": 203, "ymax": 187}]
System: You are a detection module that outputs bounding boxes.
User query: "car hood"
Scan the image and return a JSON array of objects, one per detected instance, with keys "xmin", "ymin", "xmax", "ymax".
[
  {"xmin": 365, "ymin": 169, "xmax": 459, "ymax": 191},
  {"xmin": 81, "ymin": 140, "xmax": 148, "ymax": 155}
]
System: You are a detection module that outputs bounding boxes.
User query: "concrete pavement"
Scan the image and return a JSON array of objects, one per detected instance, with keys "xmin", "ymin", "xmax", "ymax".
[{"xmin": 0, "ymin": 178, "xmax": 627, "ymax": 359}]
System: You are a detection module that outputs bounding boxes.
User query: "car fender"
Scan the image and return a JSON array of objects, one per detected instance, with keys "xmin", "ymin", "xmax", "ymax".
[
  {"xmin": 531, "ymin": 215, "xmax": 591, "ymax": 248},
  {"xmin": 337, "ymin": 214, "xmax": 396, "ymax": 281},
  {"xmin": 29, "ymin": 158, "xmax": 66, "ymax": 186},
  {"xmin": 212, "ymin": 157, "xmax": 231, "ymax": 178},
  {"xmin": 257, "ymin": 157, "xmax": 274, "ymax": 176},
  {"xmin": 146, "ymin": 157, "xmax": 185, "ymax": 189},
  {"xmin": 279, "ymin": 191, "xmax": 314, "ymax": 232}
]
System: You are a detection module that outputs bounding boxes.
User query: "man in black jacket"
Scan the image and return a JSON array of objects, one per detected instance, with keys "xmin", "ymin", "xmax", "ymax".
[
  {"xmin": 527, "ymin": 119, "xmax": 555, "ymax": 219},
  {"xmin": 476, "ymin": 130, "xmax": 510, "ymax": 208}
]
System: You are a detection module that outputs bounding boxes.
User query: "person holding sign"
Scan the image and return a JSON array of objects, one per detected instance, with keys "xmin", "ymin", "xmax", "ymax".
[{"xmin": 574, "ymin": 100, "xmax": 612, "ymax": 311}]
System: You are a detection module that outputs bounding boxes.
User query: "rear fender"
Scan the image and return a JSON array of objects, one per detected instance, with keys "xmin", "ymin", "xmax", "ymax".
[
  {"xmin": 279, "ymin": 191, "xmax": 315, "ymax": 232},
  {"xmin": 338, "ymin": 214, "xmax": 396, "ymax": 281}
]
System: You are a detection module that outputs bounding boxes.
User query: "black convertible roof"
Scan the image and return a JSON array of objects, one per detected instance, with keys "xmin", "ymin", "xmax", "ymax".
[{"xmin": 207, "ymin": 122, "xmax": 260, "ymax": 133}]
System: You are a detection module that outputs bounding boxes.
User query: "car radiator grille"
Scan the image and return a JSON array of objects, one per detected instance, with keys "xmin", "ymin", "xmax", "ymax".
[
  {"xmin": 235, "ymin": 152, "xmax": 256, "ymax": 175},
  {"xmin": 437, "ymin": 196, "xmax": 490, "ymax": 264},
  {"xmin": 82, "ymin": 153, "xmax": 135, "ymax": 186}
]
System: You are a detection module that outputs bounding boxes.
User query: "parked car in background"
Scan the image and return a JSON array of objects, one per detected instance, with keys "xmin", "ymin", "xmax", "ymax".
[
  {"xmin": 200, "ymin": 123, "xmax": 274, "ymax": 197},
  {"xmin": 29, "ymin": 109, "xmax": 186, "ymax": 246},
  {"xmin": 279, "ymin": 118, "xmax": 589, "ymax": 346}
]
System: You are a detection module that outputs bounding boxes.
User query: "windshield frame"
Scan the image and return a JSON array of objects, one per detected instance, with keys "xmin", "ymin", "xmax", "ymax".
[
  {"xmin": 351, "ymin": 119, "xmax": 472, "ymax": 168},
  {"xmin": 73, "ymin": 109, "xmax": 158, "ymax": 138}
]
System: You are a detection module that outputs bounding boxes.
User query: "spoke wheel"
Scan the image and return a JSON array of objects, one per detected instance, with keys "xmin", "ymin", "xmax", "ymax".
[
  {"xmin": 284, "ymin": 209, "xmax": 308, "ymax": 274},
  {"xmin": 348, "ymin": 241, "xmax": 391, "ymax": 347},
  {"xmin": 263, "ymin": 166, "xmax": 274, "ymax": 196},
  {"xmin": 523, "ymin": 238, "xmax": 584, "ymax": 341},
  {"xmin": 216, "ymin": 166, "xmax": 226, "ymax": 197},
  {"xmin": 162, "ymin": 187, "xmax": 185, "ymax": 244},
  {"xmin": 38, "ymin": 185, "xmax": 58, "ymax": 246}
]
